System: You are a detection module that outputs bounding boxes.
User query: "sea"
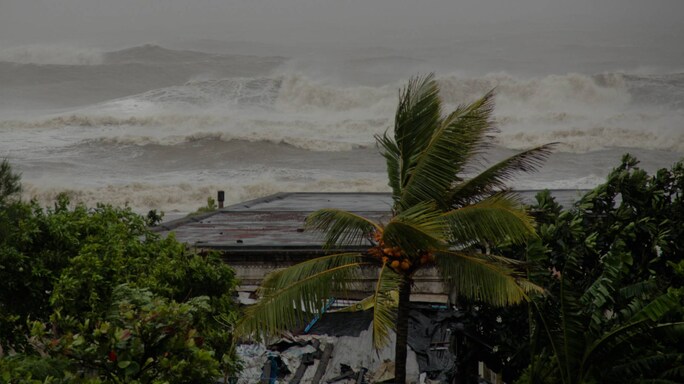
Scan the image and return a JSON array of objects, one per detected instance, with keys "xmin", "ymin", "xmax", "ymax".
[{"xmin": 1, "ymin": 41, "xmax": 682, "ymax": 217}]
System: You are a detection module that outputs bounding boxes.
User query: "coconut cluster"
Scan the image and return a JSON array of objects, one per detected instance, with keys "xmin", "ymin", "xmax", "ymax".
[{"xmin": 366, "ymin": 230, "xmax": 435, "ymax": 274}]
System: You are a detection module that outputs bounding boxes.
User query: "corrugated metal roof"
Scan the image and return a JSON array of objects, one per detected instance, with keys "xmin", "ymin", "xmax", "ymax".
[
  {"xmin": 154, "ymin": 193, "xmax": 392, "ymax": 251},
  {"xmin": 155, "ymin": 190, "xmax": 585, "ymax": 252}
]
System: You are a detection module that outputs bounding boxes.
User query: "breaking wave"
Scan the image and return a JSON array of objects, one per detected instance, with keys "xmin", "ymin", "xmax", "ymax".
[
  {"xmin": 2, "ymin": 66, "xmax": 683, "ymax": 153},
  {"xmin": 133, "ymin": 77, "xmax": 282, "ymax": 108},
  {"xmin": 0, "ymin": 112, "xmax": 385, "ymax": 151},
  {"xmin": 4, "ymin": 43, "xmax": 683, "ymax": 215}
]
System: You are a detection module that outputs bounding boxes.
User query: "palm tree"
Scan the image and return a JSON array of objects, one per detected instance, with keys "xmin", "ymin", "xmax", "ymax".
[{"xmin": 236, "ymin": 74, "xmax": 554, "ymax": 382}]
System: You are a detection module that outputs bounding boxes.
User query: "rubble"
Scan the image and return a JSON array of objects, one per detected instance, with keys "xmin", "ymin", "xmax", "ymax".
[{"xmin": 235, "ymin": 305, "xmax": 462, "ymax": 383}]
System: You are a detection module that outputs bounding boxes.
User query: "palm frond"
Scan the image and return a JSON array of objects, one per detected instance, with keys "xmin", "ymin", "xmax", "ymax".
[
  {"xmin": 442, "ymin": 193, "xmax": 536, "ymax": 246},
  {"xmin": 369, "ymin": 264, "xmax": 403, "ymax": 349},
  {"xmin": 449, "ymin": 143, "xmax": 556, "ymax": 206},
  {"xmin": 376, "ymin": 131, "xmax": 402, "ymax": 197},
  {"xmin": 382, "ymin": 201, "xmax": 447, "ymax": 254},
  {"xmin": 305, "ymin": 209, "xmax": 381, "ymax": 248},
  {"xmin": 393, "ymin": 74, "xmax": 442, "ymax": 189},
  {"xmin": 397, "ymin": 91, "xmax": 497, "ymax": 211},
  {"xmin": 435, "ymin": 250, "xmax": 542, "ymax": 306},
  {"xmin": 235, "ymin": 253, "xmax": 371, "ymax": 339}
]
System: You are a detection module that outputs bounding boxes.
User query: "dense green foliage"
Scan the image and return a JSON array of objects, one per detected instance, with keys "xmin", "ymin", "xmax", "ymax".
[
  {"xmin": 0, "ymin": 160, "xmax": 21, "ymax": 207},
  {"xmin": 0, "ymin": 162, "xmax": 240, "ymax": 383},
  {"xmin": 20, "ymin": 285, "xmax": 224, "ymax": 383},
  {"xmin": 521, "ymin": 155, "xmax": 684, "ymax": 384},
  {"xmin": 463, "ymin": 155, "xmax": 684, "ymax": 383}
]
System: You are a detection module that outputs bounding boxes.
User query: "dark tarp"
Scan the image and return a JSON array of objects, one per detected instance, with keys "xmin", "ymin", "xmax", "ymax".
[{"xmin": 306, "ymin": 310, "xmax": 374, "ymax": 337}]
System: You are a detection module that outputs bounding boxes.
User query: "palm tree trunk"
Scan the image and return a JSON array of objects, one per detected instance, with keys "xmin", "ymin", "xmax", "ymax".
[{"xmin": 394, "ymin": 275, "xmax": 412, "ymax": 383}]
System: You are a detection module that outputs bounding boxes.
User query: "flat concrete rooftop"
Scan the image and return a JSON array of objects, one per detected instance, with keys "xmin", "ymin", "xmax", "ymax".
[{"xmin": 154, "ymin": 190, "xmax": 585, "ymax": 253}]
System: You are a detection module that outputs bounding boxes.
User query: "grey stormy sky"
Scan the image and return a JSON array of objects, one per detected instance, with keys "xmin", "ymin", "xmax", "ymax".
[{"xmin": 1, "ymin": 0, "xmax": 683, "ymax": 49}]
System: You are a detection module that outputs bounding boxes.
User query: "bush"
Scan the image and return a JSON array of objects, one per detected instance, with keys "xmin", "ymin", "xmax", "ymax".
[
  {"xmin": 467, "ymin": 155, "xmax": 684, "ymax": 383},
  {"xmin": 0, "ymin": 162, "xmax": 241, "ymax": 382}
]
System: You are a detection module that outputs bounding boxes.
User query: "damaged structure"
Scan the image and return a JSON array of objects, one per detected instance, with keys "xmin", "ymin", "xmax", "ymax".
[
  {"xmin": 235, "ymin": 306, "xmax": 462, "ymax": 383},
  {"xmin": 155, "ymin": 191, "xmax": 582, "ymax": 383}
]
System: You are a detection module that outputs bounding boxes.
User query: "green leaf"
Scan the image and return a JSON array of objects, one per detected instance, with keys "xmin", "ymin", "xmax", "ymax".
[
  {"xmin": 449, "ymin": 143, "xmax": 556, "ymax": 206},
  {"xmin": 236, "ymin": 253, "xmax": 372, "ymax": 340},
  {"xmin": 436, "ymin": 250, "xmax": 541, "ymax": 306},
  {"xmin": 125, "ymin": 361, "xmax": 140, "ymax": 375},
  {"xmin": 397, "ymin": 90, "xmax": 497, "ymax": 210},
  {"xmin": 442, "ymin": 193, "xmax": 536, "ymax": 246},
  {"xmin": 382, "ymin": 201, "xmax": 446, "ymax": 254},
  {"xmin": 305, "ymin": 209, "xmax": 380, "ymax": 248},
  {"xmin": 389, "ymin": 73, "xmax": 442, "ymax": 204}
]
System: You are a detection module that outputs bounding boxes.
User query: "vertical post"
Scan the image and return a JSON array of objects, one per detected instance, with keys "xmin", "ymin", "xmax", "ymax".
[{"xmin": 218, "ymin": 190, "xmax": 225, "ymax": 209}]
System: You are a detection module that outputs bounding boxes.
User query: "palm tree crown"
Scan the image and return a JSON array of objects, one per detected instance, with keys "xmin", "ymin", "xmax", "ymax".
[{"xmin": 236, "ymin": 74, "xmax": 554, "ymax": 382}]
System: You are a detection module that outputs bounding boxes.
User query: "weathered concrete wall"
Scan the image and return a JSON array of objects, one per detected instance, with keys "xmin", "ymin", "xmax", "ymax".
[{"xmin": 229, "ymin": 260, "xmax": 450, "ymax": 303}]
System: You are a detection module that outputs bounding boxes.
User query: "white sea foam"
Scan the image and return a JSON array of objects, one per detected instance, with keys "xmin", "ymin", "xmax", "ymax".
[
  {"xmin": 3, "ymin": 70, "xmax": 682, "ymax": 153},
  {"xmin": 3, "ymin": 52, "xmax": 683, "ymax": 214},
  {"xmin": 0, "ymin": 112, "xmax": 384, "ymax": 152},
  {"xmin": 508, "ymin": 174, "xmax": 608, "ymax": 191},
  {"xmin": 275, "ymin": 74, "xmax": 396, "ymax": 113},
  {"xmin": 21, "ymin": 171, "xmax": 390, "ymax": 214}
]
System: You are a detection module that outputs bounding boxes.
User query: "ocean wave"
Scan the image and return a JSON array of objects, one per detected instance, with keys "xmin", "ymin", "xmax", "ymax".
[
  {"xmin": 0, "ymin": 44, "xmax": 104, "ymax": 65},
  {"xmin": 99, "ymin": 70, "xmax": 647, "ymax": 113},
  {"xmin": 3, "ymin": 70, "xmax": 682, "ymax": 153},
  {"xmin": 133, "ymin": 77, "xmax": 282, "ymax": 107},
  {"xmin": 497, "ymin": 125, "xmax": 684, "ymax": 153},
  {"xmin": 103, "ymin": 44, "xmax": 215, "ymax": 64},
  {"xmin": 0, "ymin": 114, "xmax": 179, "ymax": 129},
  {"xmin": 102, "ymin": 44, "xmax": 285, "ymax": 66},
  {"xmin": 89, "ymin": 73, "xmax": 394, "ymax": 112},
  {"xmin": 438, "ymin": 72, "xmax": 632, "ymax": 109},
  {"xmin": 274, "ymin": 74, "xmax": 396, "ymax": 112},
  {"xmin": 0, "ymin": 113, "xmax": 384, "ymax": 152},
  {"xmin": 86, "ymin": 133, "xmax": 372, "ymax": 152}
]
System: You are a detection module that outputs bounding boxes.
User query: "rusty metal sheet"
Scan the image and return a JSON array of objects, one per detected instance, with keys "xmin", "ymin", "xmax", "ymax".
[{"xmin": 157, "ymin": 191, "xmax": 585, "ymax": 251}]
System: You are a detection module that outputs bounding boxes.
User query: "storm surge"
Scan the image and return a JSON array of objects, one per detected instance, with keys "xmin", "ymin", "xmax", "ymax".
[
  {"xmin": 3, "ymin": 61, "xmax": 682, "ymax": 152},
  {"xmin": 1, "ymin": 44, "xmax": 682, "ymax": 212}
]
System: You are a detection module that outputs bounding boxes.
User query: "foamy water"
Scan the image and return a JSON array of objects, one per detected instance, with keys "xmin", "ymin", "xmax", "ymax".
[{"xmin": 1, "ymin": 44, "xmax": 682, "ymax": 213}]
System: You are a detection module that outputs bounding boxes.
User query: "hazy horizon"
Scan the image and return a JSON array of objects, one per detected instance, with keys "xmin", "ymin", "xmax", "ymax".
[{"xmin": 2, "ymin": 0, "xmax": 683, "ymax": 52}]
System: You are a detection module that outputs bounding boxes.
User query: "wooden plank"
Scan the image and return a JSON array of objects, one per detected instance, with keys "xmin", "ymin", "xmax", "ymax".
[
  {"xmin": 311, "ymin": 343, "xmax": 334, "ymax": 383},
  {"xmin": 290, "ymin": 360, "xmax": 309, "ymax": 384}
]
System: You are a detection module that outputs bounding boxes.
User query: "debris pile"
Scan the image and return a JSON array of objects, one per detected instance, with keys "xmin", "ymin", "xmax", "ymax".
[{"xmin": 236, "ymin": 305, "xmax": 462, "ymax": 383}]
